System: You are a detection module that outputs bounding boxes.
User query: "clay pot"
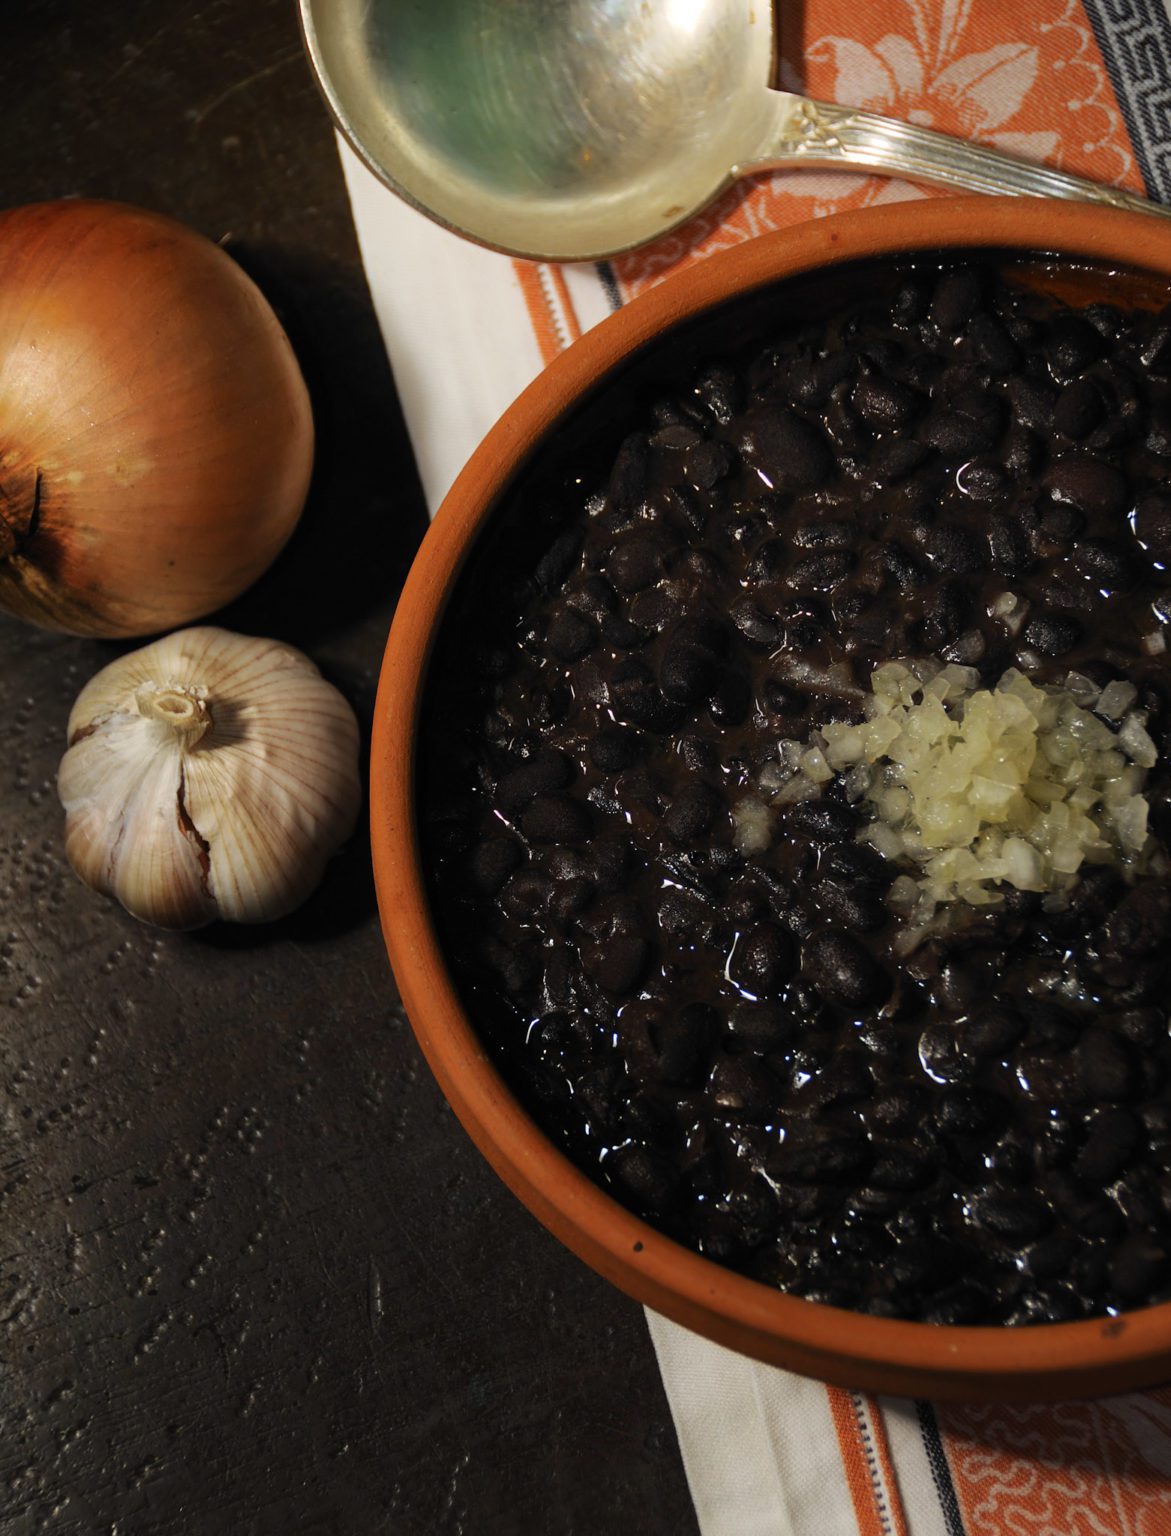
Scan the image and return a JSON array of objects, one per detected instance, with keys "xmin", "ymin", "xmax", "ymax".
[{"xmin": 371, "ymin": 198, "xmax": 1171, "ymax": 1400}]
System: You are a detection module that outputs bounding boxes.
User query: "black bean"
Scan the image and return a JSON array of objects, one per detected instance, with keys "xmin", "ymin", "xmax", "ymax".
[
  {"xmin": 851, "ymin": 375, "xmax": 920, "ymax": 432},
  {"xmin": 968, "ymin": 312, "xmax": 1019, "ymax": 372},
  {"xmin": 1054, "ymin": 376, "xmax": 1104, "ymax": 440},
  {"xmin": 1045, "ymin": 456, "xmax": 1129, "ymax": 519},
  {"xmin": 918, "ymin": 1025, "xmax": 977, "ymax": 1084},
  {"xmin": 581, "ymin": 933, "xmax": 648, "ymax": 995},
  {"xmin": 868, "ymin": 1146, "xmax": 934, "ymax": 1191},
  {"xmin": 814, "ymin": 880, "xmax": 888, "ymax": 933},
  {"xmin": 725, "ymin": 1001, "xmax": 793, "ymax": 1053},
  {"xmin": 567, "ymin": 572, "xmax": 617, "ymax": 618},
  {"xmin": 607, "ymin": 1142, "xmax": 680, "ymax": 1216},
  {"xmin": 868, "ymin": 1088, "xmax": 928, "ymax": 1135},
  {"xmin": 957, "ymin": 462, "xmax": 1007, "ymax": 500},
  {"xmin": 547, "ymin": 608, "xmax": 596, "ymax": 660},
  {"xmin": 589, "ymin": 726, "xmax": 641, "ymax": 773},
  {"xmin": 499, "ymin": 869, "xmax": 551, "ymax": 919},
  {"xmin": 748, "ymin": 537, "xmax": 788, "ymax": 581},
  {"xmin": 779, "ymin": 1132, "xmax": 871, "ymax": 1184},
  {"xmin": 970, "ymin": 1191, "xmax": 1052, "ymax": 1244},
  {"xmin": 804, "ymin": 930, "xmax": 891, "ymax": 1008},
  {"xmin": 792, "ymin": 520, "xmax": 858, "ymax": 550},
  {"xmin": 729, "ymin": 923, "xmax": 796, "ymax": 997},
  {"xmin": 650, "ymin": 1002, "xmax": 717, "ymax": 1085},
  {"xmin": 819, "ymin": 843, "xmax": 890, "ymax": 888},
  {"xmin": 930, "ymin": 267, "xmax": 984, "ymax": 331},
  {"xmin": 1021, "ymin": 611, "xmax": 1081, "ymax": 656},
  {"xmin": 959, "ymin": 1006, "xmax": 1025, "ymax": 1058},
  {"xmin": 1070, "ymin": 538, "xmax": 1136, "ymax": 589},
  {"xmin": 1074, "ymin": 1029, "xmax": 1138, "ymax": 1102},
  {"xmin": 1075, "ymin": 1107, "xmax": 1142, "ymax": 1183},
  {"xmin": 922, "ymin": 410, "xmax": 1000, "ymax": 457},
  {"xmin": 536, "ymin": 528, "xmax": 583, "ymax": 589},
  {"xmin": 781, "ymin": 548, "xmax": 853, "ymax": 592},
  {"xmin": 880, "ymin": 542, "xmax": 926, "ymax": 594},
  {"xmin": 1007, "ymin": 375, "xmax": 1056, "ymax": 432},
  {"xmin": 628, "ymin": 586, "xmax": 682, "ymax": 633},
  {"xmin": 804, "ymin": 1050, "xmax": 873, "ymax": 1109},
  {"xmin": 658, "ymin": 616, "xmax": 727, "ymax": 704},
  {"xmin": 730, "ymin": 598, "xmax": 783, "ymax": 649},
  {"xmin": 1135, "ymin": 493, "xmax": 1171, "ymax": 564},
  {"xmin": 937, "ymin": 1089, "xmax": 1002, "ymax": 1136},
  {"xmin": 789, "ymin": 351, "xmax": 856, "ymax": 407},
  {"xmin": 1110, "ymin": 1240, "xmax": 1171, "ymax": 1307},
  {"xmin": 1046, "ymin": 313, "xmax": 1102, "ymax": 376},
  {"xmin": 920, "ymin": 580, "xmax": 969, "ymax": 650},
  {"xmin": 872, "ymin": 437, "xmax": 929, "ymax": 481},
  {"xmin": 608, "ymin": 537, "xmax": 662, "ymax": 593},
  {"xmin": 1104, "ymin": 882, "xmax": 1171, "ymax": 957},
  {"xmin": 496, "ymin": 753, "xmax": 572, "ymax": 815},
  {"xmin": 600, "ymin": 614, "xmax": 647, "ymax": 650},
  {"xmin": 685, "ymin": 438, "xmax": 734, "ymax": 490},
  {"xmin": 1003, "ymin": 424, "xmax": 1044, "ymax": 475},
  {"xmin": 783, "ymin": 799, "xmax": 854, "ymax": 845},
  {"xmin": 922, "ymin": 1285, "xmax": 991, "ymax": 1326},
  {"xmin": 520, "ymin": 794, "xmax": 590, "ymax": 844},
  {"xmin": 695, "ymin": 365, "xmax": 740, "ymax": 424},
  {"xmin": 469, "ymin": 836, "xmax": 523, "ymax": 895},
  {"xmin": 924, "ymin": 523, "xmax": 987, "ymax": 575},
  {"xmin": 661, "ymin": 781, "xmax": 720, "ymax": 844},
  {"xmin": 1019, "ymin": 1231, "xmax": 1079, "ymax": 1282},
  {"xmin": 707, "ymin": 1054, "xmax": 779, "ymax": 1111},
  {"xmin": 891, "ymin": 277, "xmax": 930, "ymax": 325},
  {"xmin": 1139, "ymin": 313, "xmax": 1171, "ymax": 375},
  {"xmin": 607, "ymin": 432, "xmax": 650, "ymax": 522},
  {"xmin": 610, "ymin": 658, "xmax": 679, "ymax": 729},
  {"xmin": 548, "ymin": 876, "xmax": 594, "ymax": 924},
  {"xmin": 709, "ymin": 665, "xmax": 753, "ymax": 726},
  {"xmin": 739, "ymin": 410, "xmax": 831, "ymax": 492}
]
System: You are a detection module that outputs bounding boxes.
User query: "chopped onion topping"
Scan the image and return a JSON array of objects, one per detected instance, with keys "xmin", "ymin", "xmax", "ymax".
[{"xmin": 763, "ymin": 659, "xmax": 1160, "ymax": 930}]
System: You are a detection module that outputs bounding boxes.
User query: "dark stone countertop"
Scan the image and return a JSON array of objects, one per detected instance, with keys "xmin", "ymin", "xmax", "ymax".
[{"xmin": 0, "ymin": 5, "xmax": 697, "ymax": 1532}]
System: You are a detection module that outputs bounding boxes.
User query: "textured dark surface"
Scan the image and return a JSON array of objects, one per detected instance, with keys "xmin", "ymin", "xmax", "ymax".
[{"xmin": 0, "ymin": 5, "xmax": 695, "ymax": 1533}]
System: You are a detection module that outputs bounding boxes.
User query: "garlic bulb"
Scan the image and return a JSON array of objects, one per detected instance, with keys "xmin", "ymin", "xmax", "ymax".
[{"xmin": 58, "ymin": 627, "xmax": 361, "ymax": 929}]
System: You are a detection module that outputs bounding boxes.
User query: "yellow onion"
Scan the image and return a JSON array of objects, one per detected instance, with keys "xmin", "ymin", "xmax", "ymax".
[{"xmin": 0, "ymin": 199, "xmax": 313, "ymax": 637}]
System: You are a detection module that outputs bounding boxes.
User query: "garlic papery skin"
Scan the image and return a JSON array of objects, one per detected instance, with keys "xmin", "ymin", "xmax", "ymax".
[{"xmin": 57, "ymin": 627, "xmax": 361, "ymax": 929}]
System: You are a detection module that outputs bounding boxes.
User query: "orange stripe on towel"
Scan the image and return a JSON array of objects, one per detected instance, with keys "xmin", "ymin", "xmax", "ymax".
[
  {"xmin": 512, "ymin": 261, "xmax": 581, "ymax": 364},
  {"xmin": 827, "ymin": 1386, "xmax": 907, "ymax": 1536}
]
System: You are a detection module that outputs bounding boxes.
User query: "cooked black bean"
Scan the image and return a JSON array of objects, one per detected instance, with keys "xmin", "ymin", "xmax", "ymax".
[
  {"xmin": 607, "ymin": 432, "xmax": 650, "ymax": 522},
  {"xmin": 971, "ymin": 1192, "xmax": 1052, "ymax": 1245},
  {"xmin": 610, "ymin": 658, "xmax": 679, "ymax": 729},
  {"xmin": 804, "ymin": 930, "xmax": 890, "ymax": 1008},
  {"xmin": 547, "ymin": 608, "xmax": 596, "ymax": 660},
  {"xmin": 968, "ymin": 312, "xmax": 1019, "ymax": 372},
  {"xmin": 582, "ymin": 932, "xmax": 648, "ymax": 995},
  {"xmin": 1140, "ymin": 314, "xmax": 1171, "ymax": 374},
  {"xmin": 1021, "ymin": 611, "xmax": 1081, "ymax": 656},
  {"xmin": 608, "ymin": 537, "xmax": 662, "ymax": 592},
  {"xmin": 730, "ymin": 597, "xmax": 784, "ymax": 648},
  {"xmin": 852, "ymin": 375, "xmax": 920, "ymax": 432},
  {"xmin": 1045, "ymin": 455, "xmax": 1129, "ymax": 518},
  {"xmin": 729, "ymin": 924, "xmax": 796, "ymax": 997},
  {"xmin": 725, "ymin": 1001, "xmax": 793, "ymax": 1052},
  {"xmin": 495, "ymin": 753, "xmax": 572, "ymax": 815},
  {"xmin": 661, "ymin": 782, "xmax": 720, "ymax": 844},
  {"xmin": 536, "ymin": 529, "xmax": 583, "ymax": 589},
  {"xmin": 1054, "ymin": 376, "xmax": 1105, "ymax": 440},
  {"xmin": 924, "ymin": 523, "xmax": 987, "ymax": 575},
  {"xmin": 739, "ymin": 410, "xmax": 831, "ymax": 492},
  {"xmin": 930, "ymin": 267, "xmax": 984, "ymax": 331},
  {"xmin": 959, "ymin": 1006, "xmax": 1025, "ymax": 1058},
  {"xmin": 520, "ymin": 794, "xmax": 590, "ymax": 844},
  {"xmin": 1135, "ymin": 493, "xmax": 1171, "ymax": 564},
  {"xmin": 470, "ymin": 837, "xmax": 523, "ymax": 895},
  {"xmin": 695, "ymin": 364, "xmax": 740, "ymax": 423},
  {"xmin": 1075, "ymin": 1107, "xmax": 1141, "ymax": 1182},
  {"xmin": 779, "ymin": 1132, "xmax": 871, "ymax": 1184},
  {"xmin": 785, "ymin": 550, "xmax": 854, "ymax": 592},
  {"xmin": 607, "ymin": 1142, "xmax": 681, "ymax": 1215},
  {"xmin": 1046, "ymin": 313, "xmax": 1103, "ymax": 376}
]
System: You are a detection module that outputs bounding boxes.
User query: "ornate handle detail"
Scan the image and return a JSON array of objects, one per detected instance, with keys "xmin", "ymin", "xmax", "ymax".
[{"xmin": 748, "ymin": 94, "xmax": 1171, "ymax": 220}]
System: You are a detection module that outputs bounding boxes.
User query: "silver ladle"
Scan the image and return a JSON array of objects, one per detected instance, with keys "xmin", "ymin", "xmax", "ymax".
[{"xmin": 300, "ymin": 0, "xmax": 1170, "ymax": 263}]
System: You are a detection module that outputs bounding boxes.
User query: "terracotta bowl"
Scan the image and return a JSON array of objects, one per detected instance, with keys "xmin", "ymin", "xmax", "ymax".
[{"xmin": 371, "ymin": 197, "xmax": 1171, "ymax": 1401}]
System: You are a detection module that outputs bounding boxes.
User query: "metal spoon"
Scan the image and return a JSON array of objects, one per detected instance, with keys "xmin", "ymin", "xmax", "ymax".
[{"xmin": 300, "ymin": 0, "xmax": 1170, "ymax": 263}]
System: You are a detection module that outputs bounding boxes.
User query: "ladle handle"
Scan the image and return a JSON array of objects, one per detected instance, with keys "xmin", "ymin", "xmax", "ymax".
[{"xmin": 749, "ymin": 95, "xmax": 1171, "ymax": 219}]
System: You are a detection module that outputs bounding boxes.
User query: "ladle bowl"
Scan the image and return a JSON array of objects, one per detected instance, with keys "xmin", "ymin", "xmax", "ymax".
[{"xmin": 300, "ymin": 0, "xmax": 1170, "ymax": 263}]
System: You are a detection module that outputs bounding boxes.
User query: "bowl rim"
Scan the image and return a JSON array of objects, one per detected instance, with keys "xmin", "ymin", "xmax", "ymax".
[{"xmin": 371, "ymin": 197, "xmax": 1171, "ymax": 1399}]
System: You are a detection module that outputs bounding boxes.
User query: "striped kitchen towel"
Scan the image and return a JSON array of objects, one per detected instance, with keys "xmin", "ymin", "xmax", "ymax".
[{"xmin": 339, "ymin": 1, "xmax": 1171, "ymax": 1530}]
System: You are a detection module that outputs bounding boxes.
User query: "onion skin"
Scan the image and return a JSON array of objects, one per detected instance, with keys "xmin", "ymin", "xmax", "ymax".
[{"xmin": 0, "ymin": 199, "xmax": 313, "ymax": 637}]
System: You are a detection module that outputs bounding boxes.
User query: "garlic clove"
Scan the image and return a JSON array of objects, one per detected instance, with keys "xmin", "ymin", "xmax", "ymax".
[{"xmin": 58, "ymin": 626, "xmax": 361, "ymax": 929}]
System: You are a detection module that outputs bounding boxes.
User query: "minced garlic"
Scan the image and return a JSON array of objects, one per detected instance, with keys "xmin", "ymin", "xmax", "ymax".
[{"xmin": 753, "ymin": 659, "xmax": 1162, "ymax": 942}]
